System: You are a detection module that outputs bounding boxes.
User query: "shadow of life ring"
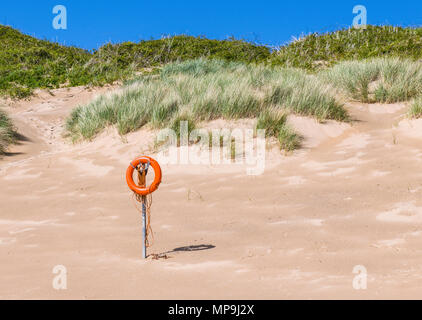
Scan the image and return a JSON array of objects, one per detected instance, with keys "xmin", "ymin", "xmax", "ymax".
[{"xmin": 126, "ymin": 156, "xmax": 162, "ymax": 196}]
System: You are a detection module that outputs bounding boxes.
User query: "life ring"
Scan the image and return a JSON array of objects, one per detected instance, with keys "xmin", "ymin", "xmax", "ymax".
[{"xmin": 126, "ymin": 156, "xmax": 162, "ymax": 196}]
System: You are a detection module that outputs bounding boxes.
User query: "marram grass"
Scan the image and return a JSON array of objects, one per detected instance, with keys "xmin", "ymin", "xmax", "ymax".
[
  {"xmin": 409, "ymin": 96, "xmax": 422, "ymax": 118},
  {"xmin": 320, "ymin": 57, "xmax": 422, "ymax": 103},
  {"xmin": 0, "ymin": 109, "xmax": 15, "ymax": 154},
  {"xmin": 256, "ymin": 109, "xmax": 301, "ymax": 151},
  {"xmin": 66, "ymin": 59, "xmax": 346, "ymax": 150}
]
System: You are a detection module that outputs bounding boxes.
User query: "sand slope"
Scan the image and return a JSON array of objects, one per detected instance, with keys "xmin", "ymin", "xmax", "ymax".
[{"xmin": 1, "ymin": 88, "xmax": 422, "ymax": 299}]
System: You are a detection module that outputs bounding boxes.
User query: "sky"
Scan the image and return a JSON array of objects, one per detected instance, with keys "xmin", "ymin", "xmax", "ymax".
[{"xmin": 0, "ymin": 0, "xmax": 421, "ymax": 50}]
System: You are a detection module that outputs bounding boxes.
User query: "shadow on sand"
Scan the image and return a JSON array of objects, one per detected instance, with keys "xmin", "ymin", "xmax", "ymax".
[
  {"xmin": 152, "ymin": 244, "xmax": 216, "ymax": 259},
  {"xmin": 14, "ymin": 132, "xmax": 32, "ymax": 143},
  {"xmin": 172, "ymin": 244, "xmax": 215, "ymax": 252},
  {"xmin": 3, "ymin": 132, "xmax": 32, "ymax": 158}
]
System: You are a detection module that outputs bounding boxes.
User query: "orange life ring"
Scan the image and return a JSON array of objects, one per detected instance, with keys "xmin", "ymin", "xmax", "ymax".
[{"xmin": 126, "ymin": 156, "xmax": 162, "ymax": 196}]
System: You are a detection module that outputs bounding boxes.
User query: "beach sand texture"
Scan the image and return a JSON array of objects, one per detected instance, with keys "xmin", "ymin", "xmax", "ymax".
[{"xmin": 1, "ymin": 87, "xmax": 422, "ymax": 299}]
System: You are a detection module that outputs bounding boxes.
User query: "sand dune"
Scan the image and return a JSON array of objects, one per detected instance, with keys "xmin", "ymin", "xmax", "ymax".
[{"xmin": 1, "ymin": 87, "xmax": 422, "ymax": 299}]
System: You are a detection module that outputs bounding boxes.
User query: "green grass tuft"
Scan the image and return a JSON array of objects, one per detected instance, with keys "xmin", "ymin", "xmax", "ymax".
[
  {"xmin": 256, "ymin": 109, "xmax": 288, "ymax": 137},
  {"xmin": 256, "ymin": 109, "xmax": 301, "ymax": 151},
  {"xmin": 320, "ymin": 57, "xmax": 422, "ymax": 103},
  {"xmin": 0, "ymin": 109, "xmax": 16, "ymax": 154},
  {"xmin": 409, "ymin": 96, "xmax": 422, "ymax": 118},
  {"xmin": 264, "ymin": 68, "xmax": 347, "ymax": 120},
  {"xmin": 169, "ymin": 110, "xmax": 197, "ymax": 140}
]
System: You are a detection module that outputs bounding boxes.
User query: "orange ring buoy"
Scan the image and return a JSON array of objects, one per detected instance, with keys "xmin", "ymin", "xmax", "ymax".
[{"xmin": 126, "ymin": 156, "xmax": 162, "ymax": 196}]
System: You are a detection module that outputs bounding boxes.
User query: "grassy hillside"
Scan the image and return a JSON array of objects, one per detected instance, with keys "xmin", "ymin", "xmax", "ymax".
[
  {"xmin": 0, "ymin": 25, "xmax": 270, "ymax": 98},
  {"xmin": 410, "ymin": 97, "xmax": 422, "ymax": 118},
  {"xmin": 0, "ymin": 25, "xmax": 90, "ymax": 98},
  {"xmin": 319, "ymin": 57, "xmax": 422, "ymax": 103},
  {"xmin": 93, "ymin": 35, "xmax": 271, "ymax": 69},
  {"xmin": 3, "ymin": 24, "xmax": 422, "ymax": 98},
  {"xmin": 271, "ymin": 25, "xmax": 422, "ymax": 71}
]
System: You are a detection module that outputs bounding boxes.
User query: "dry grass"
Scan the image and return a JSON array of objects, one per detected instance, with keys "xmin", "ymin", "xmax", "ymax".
[
  {"xmin": 320, "ymin": 58, "xmax": 422, "ymax": 103},
  {"xmin": 0, "ymin": 109, "xmax": 15, "ymax": 154},
  {"xmin": 409, "ymin": 96, "xmax": 422, "ymax": 118},
  {"xmin": 66, "ymin": 59, "xmax": 346, "ymax": 151}
]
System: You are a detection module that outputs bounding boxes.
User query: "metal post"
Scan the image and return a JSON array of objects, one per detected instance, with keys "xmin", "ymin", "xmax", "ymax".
[{"xmin": 142, "ymin": 195, "xmax": 147, "ymax": 259}]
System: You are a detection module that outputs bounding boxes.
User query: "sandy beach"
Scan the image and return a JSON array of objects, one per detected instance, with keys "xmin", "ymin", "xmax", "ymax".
[{"xmin": 1, "ymin": 87, "xmax": 422, "ymax": 299}]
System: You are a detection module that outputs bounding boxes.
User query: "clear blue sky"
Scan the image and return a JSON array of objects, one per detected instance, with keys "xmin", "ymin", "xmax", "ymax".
[{"xmin": 0, "ymin": 0, "xmax": 421, "ymax": 50}]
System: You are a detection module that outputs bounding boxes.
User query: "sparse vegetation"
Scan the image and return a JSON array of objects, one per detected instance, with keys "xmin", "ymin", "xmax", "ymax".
[
  {"xmin": 409, "ymin": 96, "xmax": 422, "ymax": 118},
  {"xmin": 271, "ymin": 25, "xmax": 422, "ymax": 71},
  {"xmin": 265, "ymin": 67, "xmax": 347, "ymax": 120},
  {"xmin": 320, "ymin": 58, "xmax": 422, "ymax": 103},
  {"xmin": 278, "ymin": 125, "xmax": 301, "ymax": 151},
  {"xmin": 0, "ymin": 109, "xmax": 15, "ymax": 154},
  {"xmin": 66, "ymin": 59, "xmax": 345, "ymax": 150},
  {"xmin": 256, "ymin": 109, "xmax": 301, "ymax": 151}
]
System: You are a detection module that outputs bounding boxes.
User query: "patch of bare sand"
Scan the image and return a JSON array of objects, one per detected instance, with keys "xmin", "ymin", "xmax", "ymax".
[
  {"xmin": 368, "ymin": 103, "xmax": 407, "ymax": 114},
  {"xmin": 288, "ymin": 115, "xmax": 350, "ymax": 148},
  {"xmin": 396, "ymin": 118, "xmax": 422, "ymax": 140},
  {"xmin": 346, "ymin": 101, "xmax": 407, "ymax": 115},
  {"xmin": 86, "ymin": 116, "xmax": 350, "ymax": 176}
]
